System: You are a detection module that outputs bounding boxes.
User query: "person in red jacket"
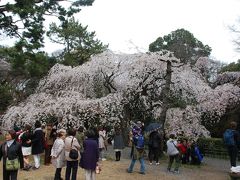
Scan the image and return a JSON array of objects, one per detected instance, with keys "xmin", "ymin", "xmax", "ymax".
[{"xmin": 177, "ymin": 139, "xmax": 188, "ymax": 164}]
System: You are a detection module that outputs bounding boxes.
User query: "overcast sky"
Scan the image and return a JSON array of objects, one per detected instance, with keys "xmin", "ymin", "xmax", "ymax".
[
  {"xmin": 75, "ymin": 0, "xmax": 240, "ymax": 63},
  {"xmin": 1, "ymin": 0, "xmax": 240, "ymax": 63}
]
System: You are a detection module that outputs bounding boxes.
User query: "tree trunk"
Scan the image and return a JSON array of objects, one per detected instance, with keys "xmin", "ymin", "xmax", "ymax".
[{"xmin": 158, "ymin": 60, "xmax": 172, "ymax": 128}]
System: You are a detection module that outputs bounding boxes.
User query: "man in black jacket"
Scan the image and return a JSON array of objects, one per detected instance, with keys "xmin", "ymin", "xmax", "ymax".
[{"xmin": 30, "ymin": 121, "xmax": 45, "ymax": 170}]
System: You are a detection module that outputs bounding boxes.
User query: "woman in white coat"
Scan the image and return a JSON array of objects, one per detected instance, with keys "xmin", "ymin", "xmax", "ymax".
[{"xmin": 51, "ymin": 129, "xmax": 66, "ymax": 180}]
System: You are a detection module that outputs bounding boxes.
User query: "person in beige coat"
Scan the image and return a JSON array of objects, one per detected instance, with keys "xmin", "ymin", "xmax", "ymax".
[
  {"xmin": 64, "ymin": 129, "xmax": 81, "ymax": 180},
  {"xmin": 51, "ymin": 129, "xmax": 66, "ymax": 180}
]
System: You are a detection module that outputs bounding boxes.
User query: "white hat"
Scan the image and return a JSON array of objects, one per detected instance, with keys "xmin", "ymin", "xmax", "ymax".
[{"xmin": 57, "ymin": 129, "xmax": 66, "ymax": 134}]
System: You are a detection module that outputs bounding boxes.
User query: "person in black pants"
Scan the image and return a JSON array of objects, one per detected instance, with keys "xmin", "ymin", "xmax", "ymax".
[
  {"xmin": 148, "ymin": 131, "xmax": 162, "ymax": 165},
  {"xmin": 0, "ymin": 130, "xmax": 24, "ymax": 180},
  {"xmin": 224, "ymin": 121, "xmax": 240, "ymax": 167},
  {"xmin": 64, "ymin": 128, "xmax": 81, "ymax": 180}
]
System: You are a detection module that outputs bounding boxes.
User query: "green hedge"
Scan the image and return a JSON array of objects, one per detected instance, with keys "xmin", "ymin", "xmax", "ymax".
[{"xmin": 197, "ymin": 137, "xmax": 228, "ymax": 159}]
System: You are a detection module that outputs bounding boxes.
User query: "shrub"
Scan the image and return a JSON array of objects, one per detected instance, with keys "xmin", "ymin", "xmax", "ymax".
[{"xmin": 197, "ymin": 137, "xmax": 228, "ymax": 159}]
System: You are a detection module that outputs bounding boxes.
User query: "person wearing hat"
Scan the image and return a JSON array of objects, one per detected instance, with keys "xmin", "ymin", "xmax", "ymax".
[{"xmin": 0, "ymin": 130, "xmax": 24, "ymax": 180}]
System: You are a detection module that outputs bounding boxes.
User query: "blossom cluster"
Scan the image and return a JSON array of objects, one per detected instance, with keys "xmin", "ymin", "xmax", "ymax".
[{"xmin": 1, "ymin": 51, "xmax": 240, "ymax": 138}]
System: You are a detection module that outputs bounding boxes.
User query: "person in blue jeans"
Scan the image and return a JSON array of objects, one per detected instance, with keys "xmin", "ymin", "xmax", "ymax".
[
  {"xmin": 224, "ymin": 121, "xmax": 240, "ymax": 167},
  {"xmin": 127, "ymin": 127, "xmax": 145, "ymax": 175}
]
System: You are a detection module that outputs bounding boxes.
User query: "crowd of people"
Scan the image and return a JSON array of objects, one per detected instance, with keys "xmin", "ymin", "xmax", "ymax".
[
  {"xmin": 0, "ymin": 120, "xmax": 111, "ymax": 180},
  {"xmin": 126, "ymin": 121, "xmax": 204, "ymax": 175},
  {"xmin": 0, "ymin": 119, "xmax": 206, "ymax": 180}
]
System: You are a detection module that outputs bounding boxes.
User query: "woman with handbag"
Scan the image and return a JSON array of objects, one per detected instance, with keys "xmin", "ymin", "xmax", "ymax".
[
  {"xmin": 64, "ymin": 128, "xmax": 81, "ymax": 180},
  {"xmin": 0, "ymin": 130, "xmax": 24, "ymax": 180}
]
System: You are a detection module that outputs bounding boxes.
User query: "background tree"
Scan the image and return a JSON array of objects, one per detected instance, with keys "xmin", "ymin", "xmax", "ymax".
[
  {"xmin": 0, "ymin": 83, "xmax": 13, "ymax": 113},
  {"xmin": 149, "ymin": 28, "xmax": 212, "ymax": 64},
  {"xmin": 195, "ymin": 57, "xmax": 224, "ymax": 84},
  {"xmin": 0, "ymin": 0, "xmax": 96, "ymax": 108},
  {"xmin": 229, "ymin": 17, "xmax": 240, "ymax": 52},
  {"xmin": 0, "ymin": 0, "xmax": 94, "ymax": 47},
  {"xmin": 220, "ymin": 59, "xmax": 240, "ymax": 72},
  {"xmin": 0, "ymin": 0, "xmax": 95, "ymax": 74},
  {"xmin": 47, "ymin": 17, "xmax": 108, "ymax": 66}
]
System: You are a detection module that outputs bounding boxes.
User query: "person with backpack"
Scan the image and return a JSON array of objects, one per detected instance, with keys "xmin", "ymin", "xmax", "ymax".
[
  {"xmin": 166, "ymin": 134, "xmax": 180, "ymax": 174},
  {"xmin": 223, "ymin": 121, "xmax": 240, "ymax": 167},
  {"xmin": 127, "ymin": 126, "xmax": 145, "ymax": 175}
]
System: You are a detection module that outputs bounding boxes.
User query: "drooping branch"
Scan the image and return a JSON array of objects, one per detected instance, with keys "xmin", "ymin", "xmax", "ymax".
[{"xmin": 101, "ymin": 70, "xmax": 117, "ymax": 93}]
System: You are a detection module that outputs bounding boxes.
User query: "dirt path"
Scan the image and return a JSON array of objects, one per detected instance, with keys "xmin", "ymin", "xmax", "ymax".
[
  {"xmin": 0, "ymin": 147, "xmax": 231, "ymax": 180},
  {"xmin": 0, "ymin": 158, "xmax": 230, "ymax": 180}
]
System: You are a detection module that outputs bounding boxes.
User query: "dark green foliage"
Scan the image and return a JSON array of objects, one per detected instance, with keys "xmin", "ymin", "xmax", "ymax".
[
  {"xmin": 168, "ymin": 90, "xmax": 198, "ymax": 109},
  {"xmin": 149, "ymin": 29, "xmax": 212, "ymax": 64},
  {"xmin": 0, "ymin": 0, "xmax": 95, "ymax": 72},
  {"xmin": 168, "ymin": 95, "xmax": 187, "ymax": 109},
  {"xmin": 197, "ymin": 138, "xmax": 228, "ymax": 159},
  {"xmin": 0, "ymin": 83, "xmax": 13, "ymax": 112},
  {"xmin": 39, "ymin": 115, "xmax": 58, "ymax": 124},
  {"xmin": 0, "ymin": 45, "xmax": 52, "ymax": 78},
  {"xmin": 0, "ymin": 45, "xmax": 56, "ymax": 108},
  {"xmin": 220, "ymin": 59, "xmax": 240, "ymax": 72},
  {"xmin": 47, "ymin": 17, "xmax": 108, "ymax": 66},
  {"xmin": 0, "ymin": 0, "xmax": 94, "ymax": 49},
  {"xmin": 25, "ymin": 52, "xmax": 50, "ymax": 77}
]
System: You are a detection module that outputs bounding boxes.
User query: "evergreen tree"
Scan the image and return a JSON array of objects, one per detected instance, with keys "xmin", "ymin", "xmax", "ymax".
[
  {"xmin": 220, "ymin": 59, "xmax": 240, "ymax": 72},
  {"xmin": 47, "ymin": 17, "xmax": 108, "ymax": 66},
  {"xmin": 149, "ymin": 28, "xmax": 212, "ymax": 64}
]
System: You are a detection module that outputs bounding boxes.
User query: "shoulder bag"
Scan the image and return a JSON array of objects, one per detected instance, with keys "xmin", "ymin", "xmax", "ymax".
[
  {"xmin": 5, "ymin": 143, "xmax": 20, "ymax": 171},
  {"xmin": 69, "ymin": 137, "xmax": 78, "ymax": 160}
]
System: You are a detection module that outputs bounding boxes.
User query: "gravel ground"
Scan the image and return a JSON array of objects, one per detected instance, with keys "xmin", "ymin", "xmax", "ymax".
[{"xmin": 0, "ymin": 146, "xmax": 233, "ymax": 180}]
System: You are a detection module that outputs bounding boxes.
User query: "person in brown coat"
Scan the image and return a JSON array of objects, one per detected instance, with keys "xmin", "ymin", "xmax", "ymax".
[{"xmin": 44, "ymin": 123, "xmax": 57, "ymax": 165}]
